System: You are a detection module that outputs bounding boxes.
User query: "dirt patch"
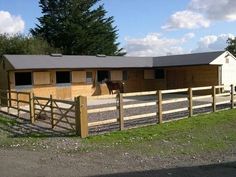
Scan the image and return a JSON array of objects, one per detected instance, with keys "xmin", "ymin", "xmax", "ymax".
[{"xmin": 0, "ymin": 148, "xmax": 236, "ymax": 177}]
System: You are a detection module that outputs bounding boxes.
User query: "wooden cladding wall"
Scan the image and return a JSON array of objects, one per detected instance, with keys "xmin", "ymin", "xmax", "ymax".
[
  {"xmin": 7, "ymin": 66, "xmax": 219, "ymax": 99},
  {"xmin": 110, "ymin": 70, "xmax": 122, "ymax": 81},
  {"xmin": 123, "ymin": 70, "xmax": 167, "ymax": 93},
  {"xmin": 33, "ymin": 72, "xmax": 51, "ymax": 85},
  {"xmin": 144, "ymin": 70, "xmax": 155, "ymax": 79},
  {"xmin": 72, "ymin": 71, "xmax": 86, "ymax": 83},
  {"xmin": 166, "ymin": 65, "xmax": 219, "ymax": 89}
]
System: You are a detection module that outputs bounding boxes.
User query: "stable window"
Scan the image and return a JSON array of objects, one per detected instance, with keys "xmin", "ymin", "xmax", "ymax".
[
  {"xmin": 56, "ymin": 71, "xmax": 71, "ymax": 84},
  {"xmin": 86, "ymin": 72, "xmax": 93, "ymax": 83},
  {"xmin": 155, "ymin": 69, "xmax": 165, "ymax": 79},
  {"xmin": 97, "ymin": 70, "xmax": 110, "ymax": 83},
  {"xmin": 15, "ymin": 72, "xmax": 32, "ymax": 86}
]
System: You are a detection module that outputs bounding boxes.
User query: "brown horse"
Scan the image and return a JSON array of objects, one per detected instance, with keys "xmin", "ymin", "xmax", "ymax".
[{"xmin": 105, "ymin": 80, "xmax": 124, "ymax": 94}]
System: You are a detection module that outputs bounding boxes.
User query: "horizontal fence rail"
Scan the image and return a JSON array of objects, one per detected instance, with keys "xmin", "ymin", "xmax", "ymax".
[{"xmin": 0, "ymin": 84, "xmax": 236, "ymax": 138}]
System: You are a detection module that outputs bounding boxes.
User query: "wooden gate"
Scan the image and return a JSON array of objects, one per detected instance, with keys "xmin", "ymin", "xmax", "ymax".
[{"xmin": 33, "ymin": 96, "xmax": 76, "ymax": 131}]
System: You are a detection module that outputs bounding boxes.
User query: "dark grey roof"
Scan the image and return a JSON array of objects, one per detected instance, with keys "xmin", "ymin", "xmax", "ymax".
[
  {"xmin": 4, "ymin": 55, "xmax": 153, "ymax": 70},
  {"xmin": 4, "ymin": 51, "xmax": 226, "ymax": 70},
  {"xmin": 153, "ymin": 51, "xmax": 225, "ymax": 67}
]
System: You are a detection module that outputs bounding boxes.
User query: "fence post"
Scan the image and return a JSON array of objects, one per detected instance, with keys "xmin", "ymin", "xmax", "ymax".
[
  {"xmin": 7, "ymin": 90, "xmax": 10, "ymax": 114},
  {"xmin": 118, "ymin": 93, "xmax": 124, "ymax": 130},
  {"xmin": 158, "ymin": 90, "xmax": 163, "ymax": 124},
  {"xmin": 212, "ymin": 86, "xmax": 216, "ymax": 112},
  {"xmin": 50, "ymin": 95, "xmax": 54, "ymax": 129},
  {"xmin": 188, "ymin": 87, "xmax": 193, "ymax": 117},
  {"xmin": 29, "ymin": 92, "xmax": 35, "ymax": 123},
  {"xmin": 75, "ymin": 96, "xmax": 88, "ymax": 138},
  {"xmin": 16, "ymin": 92, "xmax": 20, "ymax": 118},
  {"xmin": 231, "ymin": 84, "xmax": 234, "ymax": 109}
]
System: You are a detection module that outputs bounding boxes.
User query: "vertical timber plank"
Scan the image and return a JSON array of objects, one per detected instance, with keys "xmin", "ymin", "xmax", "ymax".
[
  {"xmin": 75, "ymin": 96, "xmax": 88, "ymax": 138},
  {"xmin": 158, "ymin": 90, "xmax": 163, "ymax": 124},
  {"xmin": 50, "ymin": 95, "xmax": 54, "ymax": 128},
  {"xmin": 29, "ymin": 92, "xmax": 35, "ymax": 123},
  {"xmin": 17, "ymin": 92, "xmax": 20, "ymax": 118},
  {"xmin": 119, "ymin": 93, "xmax": 124, "ymax": 130},
  {"xmin": 231, "ymin": 84, "xmax": 234, "ymax": 109},
  {"xmin": 189, "ymin": 87, "xmax": 193, "ymax": 117},
  {"xmin": 212, "ymin": 86, "xmax": 216, "ymax": 112}
]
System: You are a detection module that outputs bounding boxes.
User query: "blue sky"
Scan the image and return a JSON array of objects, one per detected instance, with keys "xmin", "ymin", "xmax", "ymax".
[{"xmin": 0, "ymin": 0, "xmax": 236, "ymax": 56}]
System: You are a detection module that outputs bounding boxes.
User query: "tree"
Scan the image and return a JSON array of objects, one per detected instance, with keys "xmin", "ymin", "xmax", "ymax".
[
  {"xmin": 31, "ymin": 0, "xmax": 125, "ymax": 56},
  {"xmin": 226, "ymin": 38, "xmax": 236, "ymax": 56},
  {"xmin": 0, "ymin": 34, "xmax": 59, "ymax": 57}
]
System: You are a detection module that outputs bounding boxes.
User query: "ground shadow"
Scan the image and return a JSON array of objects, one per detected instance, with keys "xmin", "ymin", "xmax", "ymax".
[
  {"xmin": 0, "ymin": 112, "xmax": 76, "ymax": 138},
  {"xmin": 90, "ymin": 161, "xmax": 236, "ymax": 177}
]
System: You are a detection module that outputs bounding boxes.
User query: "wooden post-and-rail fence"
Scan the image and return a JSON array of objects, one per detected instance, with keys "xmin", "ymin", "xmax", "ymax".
[{"xmin": 0, "ymin": 84, "xmax": 236, "ymax": 138}]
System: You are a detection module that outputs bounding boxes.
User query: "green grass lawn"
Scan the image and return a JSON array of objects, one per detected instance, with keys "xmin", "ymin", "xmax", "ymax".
[
  {"xmin": 0, "ymin": 109, "xmax": 236, "ymax": 157},
  {"xmin": 84, "ymin": 110, "xmax": 236, "ymax": 156}
]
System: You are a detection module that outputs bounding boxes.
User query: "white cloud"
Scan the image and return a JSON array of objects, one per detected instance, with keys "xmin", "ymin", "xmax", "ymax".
[
  {"xmin": 192, "ymin": 33, "xmax": 235, "ymax": 53},
  {"xmin": 162, "ymin": 10, "xmax": 210, "ymax": 30},
  {"xmin": 163, "ymin": 0, "xmax": 236, "ymax": 30},
  {"xmin": 0, "ymin": 11, "xmax": 25, "ymax": 34},
  {"xmin": 189, "ymin": 0, "xmax": 236, "ymax": 21},
  {"xmin": 125, "ymin": 33, "xmax": 195, "ymax": 57}
]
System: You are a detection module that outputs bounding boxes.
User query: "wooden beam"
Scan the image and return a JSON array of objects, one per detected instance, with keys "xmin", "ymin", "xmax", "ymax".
[
  {"xmin": 123, "ymin": 102, "xmax": 156, "ymax": 109},
  {"xmin": 88, "ymin": 118, "xmax": 118, "ymax": 127},
  {"xmin": 162, "ymin": 98, "xmax": 188, "ymax": 104},
  {"xmin": 192, "ymin": 95, "xmax": 212, "ymax": 100},
  {"xmin": 50, "ymin": 95, "xmax": 54, "ymax": 129},
  {"xmin": 75, "ymin": 96, "xmax": 88, "ymax": 138},
  {"xmin": 29, "ymin": 92, "xmax": 35, "ymax": 123},
  {"xmin": 119, "ymin": 93, "xmax": 124, "ymax": 130},
  {"xmin": 161, "ymin": 88, "xmax": 188, "ymax": 94},
  {"xmin": 158, "ymin": 90, "xmax": 163, "ymax": 124},
  {"xmin": 193, "ymin": 103, "xmax": 212, "ymax": 109},
  {"xmin": 216, "ymin": 101, "xmax": 231, "ymax": 105},
  {"xmin": 124, "ymin": 112, "xmax": 156, "ymax": 121},
  {"xmin": 212, "ymin": 86, "xmax": 216, "ymax": 112},
  {"xmin": 231, "ymin": 84, "xmax": 234, "ymax": 109},
  {"xmin": 88, "ymin": 106, "xmax": 117, "ymax": 114},
  {"xmin": 189, "ymin": 88, "xmax": 193, "ymax": 117},
  {"xmin": 123, "ymin": 91, "xmax": 157, "ymax": 97},
  {"xmin": 192, "ymin": 86, "xmax": 212, "ymax": 91},
  {"xmin": 16, "ymin": 92, "xmax": 19, "ymax": 118},
  {"xmin": 162, "ymin": 107, "xmax": 189, "ymax": 115}
]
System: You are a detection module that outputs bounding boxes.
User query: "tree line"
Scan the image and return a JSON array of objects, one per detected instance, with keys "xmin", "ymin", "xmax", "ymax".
[
  {"xmin": 1, "ymin": 0, "xmax": 236, "ymax": 56},
  {"xmin": 1, "ymin": 0, "xmax": 124, "ymax": 56}
]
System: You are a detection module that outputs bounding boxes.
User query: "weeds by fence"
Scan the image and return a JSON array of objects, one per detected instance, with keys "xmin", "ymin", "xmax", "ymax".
[{"xmin": 0, "ymin": 84, "xmax": 235, "ymax": 138}]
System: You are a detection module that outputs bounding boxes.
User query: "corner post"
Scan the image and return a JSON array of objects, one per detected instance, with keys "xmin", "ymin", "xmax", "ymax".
[
  {"xmin": 118, "ymin": 93, "xmax": 124, "ymax": 130},
  {"xmin": 212, "ymin": 86, "xmax": 216, "ymax": 112},
  {"xmin": 158, "ymin": 90, "xmax": 163, "ymax": 124},
  {"xmin": 188, "ymin": 87, "xmax": 193, "ymax": 117},
  {"xmin": 75, "ymin": 96, "xmax": 88, "ymax": 138},
  {"xmin": 231, "ymin": 84, "xmax": 234, "ymax": 109}
]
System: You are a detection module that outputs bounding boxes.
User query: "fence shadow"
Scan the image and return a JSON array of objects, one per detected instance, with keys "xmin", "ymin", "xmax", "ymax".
[
  {"xmin": 90, "ymin": 161, "xmax": 236, "ymax": 177},
  {"xmin": 0, "ymin": 112, "xmax": 75, "ymax": 138}
]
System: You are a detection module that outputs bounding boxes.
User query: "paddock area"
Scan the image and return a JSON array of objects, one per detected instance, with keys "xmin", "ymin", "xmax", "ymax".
[{"xmin": 0, "ymin": 84, "xmax": 234, "ymax": 137}]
